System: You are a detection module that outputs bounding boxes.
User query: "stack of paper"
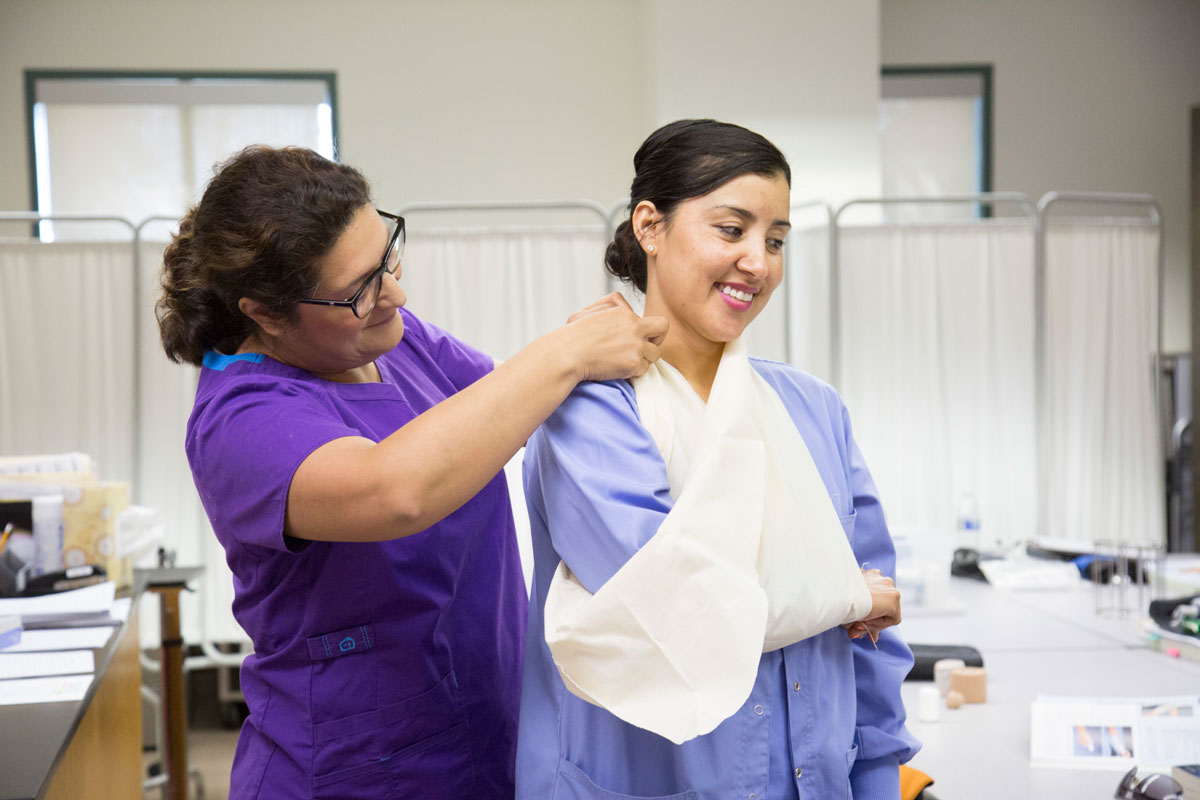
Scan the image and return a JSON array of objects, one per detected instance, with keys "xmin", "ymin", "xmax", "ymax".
[
  {"xmin": 0, "ymin": 581, "xmax": 118, "ymax": 629},
  {"xmin": 0, "ymin": 587, "xmax": 117, "ymax": 706},
  {"xmin": 0, "ymin": 614, "xmax": 20, "ymax": 649}
]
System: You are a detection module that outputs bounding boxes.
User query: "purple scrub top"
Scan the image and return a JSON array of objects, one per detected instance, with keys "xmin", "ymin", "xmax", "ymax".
[{"xmin": 186, "ymin": 307, "xmax": 527, "ymax": 799}]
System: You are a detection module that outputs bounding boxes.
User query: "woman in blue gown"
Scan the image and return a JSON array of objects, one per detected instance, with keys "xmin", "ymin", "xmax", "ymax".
[{"xmin": 516, "ymin": 119, "xmax": 920, "ymax": 800}]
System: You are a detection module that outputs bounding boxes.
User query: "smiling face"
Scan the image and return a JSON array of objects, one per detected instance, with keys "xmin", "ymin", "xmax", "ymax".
[
  {"xmin": 638, "ymin": 172, "xmax": 791, "ymax": 360},
  {"xmin": 241, "ymin": 204, "xmax": 407, "ymax": 381}
]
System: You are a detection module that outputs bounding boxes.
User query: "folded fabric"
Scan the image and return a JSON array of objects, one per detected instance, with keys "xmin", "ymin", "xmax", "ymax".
[{"xmin": 544, "ymin": 338, "xmax": 871, "ymax": 743}]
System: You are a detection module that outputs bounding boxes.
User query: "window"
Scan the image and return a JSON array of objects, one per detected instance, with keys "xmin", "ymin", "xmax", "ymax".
[
  {"xmin": 879, "ymin": 65, "xmax": 992, "ymax": 220},
  {"xmin": 25, "ymin": 70, "xmax": 337, "ymax": 240}
]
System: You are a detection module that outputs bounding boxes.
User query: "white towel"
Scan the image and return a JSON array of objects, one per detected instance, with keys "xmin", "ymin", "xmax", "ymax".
[{"xmin": 543, "ymin": 338, "xmax": 871, "ymax": 744}]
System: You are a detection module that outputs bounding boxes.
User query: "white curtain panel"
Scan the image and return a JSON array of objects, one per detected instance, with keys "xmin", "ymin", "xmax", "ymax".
[
  {"xmin": 780, "ymin": 223, "xmax": 833, "ymax": 380},
  {"xmin": 836, "ymin": 221, "xmax": 1038, "ymax": 546},
  {"xmin": 0, "ymin": 240, "xmax": 137, "ymax": 483},
  {"xmin": 1043, "ymin": 220, "xmax": 1162, "ymax": 544},
  {"xmin": 400, "ymin": 227, "xmax": 611, "ymax": 361},
  {"xmin": 136, "ymin": 239, "xmax": 244, "ymax": 645}
]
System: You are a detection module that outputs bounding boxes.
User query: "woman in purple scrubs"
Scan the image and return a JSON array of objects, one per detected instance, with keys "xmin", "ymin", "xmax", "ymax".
[{"xmin": 156, "ymin": 145, "xmax": 666, "ymax": 800}]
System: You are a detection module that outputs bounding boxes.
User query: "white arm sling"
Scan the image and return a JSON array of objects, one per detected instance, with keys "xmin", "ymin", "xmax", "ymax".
[{"xmin": 543, "ymin": 338, "xmax": 872, "ymax": 744}]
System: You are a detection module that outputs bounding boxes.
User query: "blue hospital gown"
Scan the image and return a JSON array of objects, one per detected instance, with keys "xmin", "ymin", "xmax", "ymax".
[{"xmin": 515, "ymin": 357, "xmax": 920, "ymax": 800}]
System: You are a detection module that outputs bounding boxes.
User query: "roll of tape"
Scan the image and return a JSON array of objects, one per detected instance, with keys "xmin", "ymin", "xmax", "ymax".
[
  {"xmin": 933, "ymin": 658, "xmax": 966, "ymax": 697},
  {"xmin": 949, "ymin": 666, "xmax": 987, "ymax": 703}
]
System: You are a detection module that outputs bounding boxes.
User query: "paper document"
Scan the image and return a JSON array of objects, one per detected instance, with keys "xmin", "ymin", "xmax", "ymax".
[
  {"xmin": 4, "ymin": 626, "xmax": 113, "ymax": 652},
  {"xmin": 0, "ymin": 674, "xmax": 93, "ymax": 705},
  {"xmin": 110, "ymin": 596, "xmax": 131, "ymax": 623},
  {"xmin": 0, "ymin": 581, "xmax": 116, "ymax": 626},
  {"xmin": 0, "ymin": 649, "xmax": 94, "ymax": 679},
  {"xmin": 1031, "ymin": 694, "xmax": 1200, "ymax": 771}
]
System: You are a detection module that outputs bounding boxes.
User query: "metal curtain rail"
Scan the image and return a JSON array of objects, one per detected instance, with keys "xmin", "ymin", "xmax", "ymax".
[
  {"xmin": 1036, "ymin": 191, "xmax": 1166, "ymax": 544},
  {"xmin": 398, "ymin": 200, "xmax": 613, "ymax": 236},
  {"xmin": 0, "ymin": 211, "xmax": 142, "ymax": 486}
]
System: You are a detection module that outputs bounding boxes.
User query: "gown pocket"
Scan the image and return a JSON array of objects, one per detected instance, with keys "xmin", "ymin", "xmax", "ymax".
[
  {"xmin": 553, "ymin": 757, "xmax": 697, "ymax": 800},
  {"xmin": 310, "ymin": 672, "xmax": 476, "ymax": 799}
]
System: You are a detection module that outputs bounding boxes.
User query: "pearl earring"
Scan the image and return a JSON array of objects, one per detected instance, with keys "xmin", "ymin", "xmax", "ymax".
[{"xmin": 647, "ymin": 245, "xmax": 655, "ymax": 254}]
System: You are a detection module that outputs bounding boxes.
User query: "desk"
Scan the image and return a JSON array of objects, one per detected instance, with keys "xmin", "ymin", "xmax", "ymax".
[
  {"xmin": 0, "ymin": 598, "xmax": 142, "ymax": 800},
  {"xmin": 899, "ymin": 578, "xmax": 1200, "ymax": 799}
]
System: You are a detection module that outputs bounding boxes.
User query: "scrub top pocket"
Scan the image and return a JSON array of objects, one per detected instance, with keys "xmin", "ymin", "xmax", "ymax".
[
  {"xmin": 553, "ymin": 758, "xmax": 697, "ymax": 800},
  {"xmin": 311, "ymin": 671, "xmax": 476, "ymax": 799}
]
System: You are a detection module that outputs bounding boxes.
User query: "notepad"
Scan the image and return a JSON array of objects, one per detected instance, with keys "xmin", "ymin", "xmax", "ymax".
[
  {"xmin": 0, "ymin": 649, "xmax": 94, "ymax": 679},
  {"xmin": 0, "ymin": 673, "xmax": 93, "ymax": 705},
  {"xmin": 0, "ymin": 581, "xmax": 116, "ymax": 627},
  {"xmin": 2, "ymin": 626, "xmax": 112, "ymax": 652}
]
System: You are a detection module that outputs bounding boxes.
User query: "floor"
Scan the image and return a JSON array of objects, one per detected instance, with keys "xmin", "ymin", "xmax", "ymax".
[
  {"xmin": 143, "ymin": 725, "xmax": 238, "ymax": 800},
  {"xmin": 142, "ymin": 658, "xmax": 242, "ymax": 800}
]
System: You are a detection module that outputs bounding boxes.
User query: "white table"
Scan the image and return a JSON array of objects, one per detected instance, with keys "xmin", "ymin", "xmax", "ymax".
[{"xmin": 896, "ymin": 578, "xmax": 1200, "ymax": 799}]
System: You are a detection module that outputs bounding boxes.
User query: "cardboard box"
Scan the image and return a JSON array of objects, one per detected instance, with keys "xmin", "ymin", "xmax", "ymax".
[{"xmin": 60, "ymin": 482, "xmax": 131, "ymax": 589}]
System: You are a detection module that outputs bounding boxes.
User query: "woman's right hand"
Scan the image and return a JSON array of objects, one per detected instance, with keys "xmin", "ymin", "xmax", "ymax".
[
  {"xmin": 845, "ymin": 568, "xmax": 901, "ymax": 644},
  {"xmin": 562, "ymin": 292, "xmax": 668, "ymax": 381}
]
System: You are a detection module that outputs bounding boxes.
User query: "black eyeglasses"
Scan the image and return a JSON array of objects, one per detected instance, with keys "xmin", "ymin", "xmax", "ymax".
[
  {"xmin": 1115, "ymin": 767, "xmax": 1183, "ymax": 800},
  {"xmin": 298, "ymin": 211, "xmax": 405, "ymax": 318}
]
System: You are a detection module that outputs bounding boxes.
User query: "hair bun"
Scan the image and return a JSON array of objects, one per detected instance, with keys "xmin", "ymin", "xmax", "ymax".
[{"xmin": 604, "ymin": 219, "xmax": 648, "ymax": 293}]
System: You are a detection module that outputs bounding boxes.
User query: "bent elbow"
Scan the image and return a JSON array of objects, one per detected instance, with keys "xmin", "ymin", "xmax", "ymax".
[{"xmin": 385, "ymin": 490, "xmax": 427, "ymax": 537}]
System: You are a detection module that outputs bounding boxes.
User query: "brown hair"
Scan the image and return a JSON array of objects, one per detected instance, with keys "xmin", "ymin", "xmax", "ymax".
[
  {"xmin": 156, "ymin": 145, "xmax": 372, "ymax": 365},
  {"xmin": 605, "ymin": 119, "xmax": 791, "ymax": 293}
]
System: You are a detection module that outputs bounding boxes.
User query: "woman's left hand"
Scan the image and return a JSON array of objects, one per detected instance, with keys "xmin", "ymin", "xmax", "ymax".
[{"xmin": 843, "ymin": 568, "xmax": 901, "ymax": 644}]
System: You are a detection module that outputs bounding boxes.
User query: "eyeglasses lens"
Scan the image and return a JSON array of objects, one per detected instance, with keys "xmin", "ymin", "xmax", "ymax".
[
  {"xmin": 354, "ymin": 270, "xmax": 384, "ymax": 317},
  {"xmin": 387, "ymin": 223, "xmax": 405, "ymax": 273}
]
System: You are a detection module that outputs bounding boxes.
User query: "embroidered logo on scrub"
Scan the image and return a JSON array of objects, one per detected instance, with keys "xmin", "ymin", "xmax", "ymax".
[{"xmin": 306, "ymin": 624, "xmax": 376, "ymax": 660}]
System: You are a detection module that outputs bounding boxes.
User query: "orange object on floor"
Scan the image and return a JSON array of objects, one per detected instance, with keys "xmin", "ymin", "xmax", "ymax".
[{"xmin": 900, "ymin": 764, "xmax": 935, "ymax": 800}]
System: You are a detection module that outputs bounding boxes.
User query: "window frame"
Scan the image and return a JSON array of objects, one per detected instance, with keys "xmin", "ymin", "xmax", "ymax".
[
  {"xmin": 22, "ymin": 68, "xmax": 340, "ymax": 217},
  {"xmin": 880, "ymin": 63, "xmax": 994, "ymax": 213}
]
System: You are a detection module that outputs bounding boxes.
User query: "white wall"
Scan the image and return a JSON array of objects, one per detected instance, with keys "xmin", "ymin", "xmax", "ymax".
[
  {"xmin": 649, "ymin": 0, "xmax": 881, "ymax": 205},
  {"xmin": 882, "ymin": 0, "xmax": 1200, "ymax": 351},
  {"xmin": 0, "ymin": 0, "xmax": 648, "ymax": 214},
  {"xmin": 0, "ymin": 0, "xmax": 883, "ymax": 219}
]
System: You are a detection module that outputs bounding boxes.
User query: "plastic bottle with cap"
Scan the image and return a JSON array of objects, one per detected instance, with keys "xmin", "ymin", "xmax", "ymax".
[
  {"xmin": 31, "ymin": 494, "xmax": 65, "ymax": 576},
  {"xmin": 956, "ymin": 493, "xmax": 981, "ymax": 552}
]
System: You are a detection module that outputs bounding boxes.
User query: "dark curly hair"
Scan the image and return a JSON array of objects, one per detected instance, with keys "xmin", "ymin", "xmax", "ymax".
[
  {"xmin": 605, "ymin": 119, "xmax": 791, "ymax": 293},
  {"xmin": 156, "ymin": 145, "xmax": 373, "ymax": 365}
]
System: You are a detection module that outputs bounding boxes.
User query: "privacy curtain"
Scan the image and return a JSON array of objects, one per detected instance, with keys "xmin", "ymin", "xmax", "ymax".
[
  {"xmin": 0, "ymin": 239, "xmax": 137, "ymax": 484},
  {"xmin": 836, "ymin": 220, "xmax": 1039, "ymax": 546},
  {"xmin": 1042, "ymin": 219, "xmax": 1162, "ymax": 544},
  {"xmin": 0, "ymin": 215, "xmax": 1164, "ymax": 646}
]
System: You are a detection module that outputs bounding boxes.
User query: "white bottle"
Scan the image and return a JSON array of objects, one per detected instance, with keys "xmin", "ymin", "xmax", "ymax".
[
  {"xmin": 31, "ymin": 494, "xmax": 65, "ymax": 576},
  {"xmin": 956, "ymin": 493, "xmax": 981, "ymax": 552}
]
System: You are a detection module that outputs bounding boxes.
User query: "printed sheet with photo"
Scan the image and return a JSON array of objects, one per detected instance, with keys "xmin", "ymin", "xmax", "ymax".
[{"xmin": 1030, "ymin": 695, "xmax": 1200, "ymax": 771}]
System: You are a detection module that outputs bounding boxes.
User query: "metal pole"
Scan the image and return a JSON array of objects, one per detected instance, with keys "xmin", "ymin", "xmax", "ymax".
[{"xmin": 398, "ymin": 199, "xmax": 612, "ymax": 234}]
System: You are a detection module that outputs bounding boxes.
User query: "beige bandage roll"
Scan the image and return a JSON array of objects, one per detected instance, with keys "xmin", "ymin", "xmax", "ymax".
[{"xmin": 949, "ymin": 666, "xmax": 987, "ymax": 703}]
